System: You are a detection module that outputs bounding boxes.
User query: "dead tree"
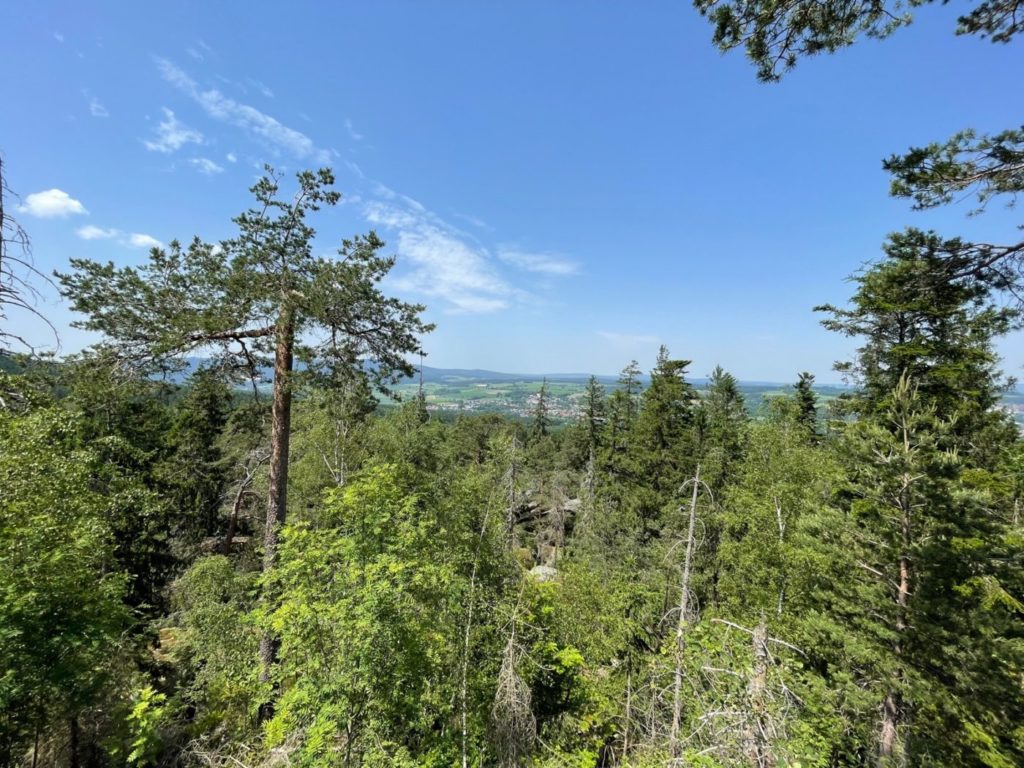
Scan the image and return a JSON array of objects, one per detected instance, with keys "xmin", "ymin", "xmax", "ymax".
[
  {"xmin": 669, "ymin": 464, "xmax": 707, "ymax": 761},
  {"xmin": 504, "ymin": 436, "xmax": 520, "ymax": 543},
  {"xmin": 490, "ymin": 630, "xmax": 535, "ymax": 768},
  {"xmin": 743, "ymin": 616, "xmax": 776, "ymax": 768},
  {"xmin": 0, "ymin": 155, "xmax": 54, "ymax": 354},
  {"xmin": 700, "ymin": 617, "xmax": 805, "ymax": 767},
  {"xmin": 459, "ymin": 497, "xmax": 498, "ymax": 768},
  {"xmin": 223, "ymin": 447, "xmax": 270, "ymax": 553}
]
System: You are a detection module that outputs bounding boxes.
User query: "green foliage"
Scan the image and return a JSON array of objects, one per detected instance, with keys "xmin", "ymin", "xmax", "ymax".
[
  {"xmin": 0, "ymin": 408, "xmax": 130, "ymax": 762},
  {"xmin": 818, "ymin": 232, "xmax": 1019, "ymax": 459},
  {"xmin": 57, "ymin": 168, "xmax": 431, "ymax": 390},
  {"xmin": 264, "ymin": 464, "xmax": 465, "ymax": 765},
  {"xmin": 6, "ymin": 149, "xmax": 1024, "ymax": 767},
  {"xmin": 694, "ymin": 0, "xmax": 1023, "ymax": 82},
  {"xmin": 696, "ymin": 365, "xmax": 748, "ymax": 491},
  {"xmin": 173, "ymin": 555, "xmax": 262, "ymax": 737},
  {"xmin": 123, "ymin": 686, "xmax": 168, "ymax": 767}
]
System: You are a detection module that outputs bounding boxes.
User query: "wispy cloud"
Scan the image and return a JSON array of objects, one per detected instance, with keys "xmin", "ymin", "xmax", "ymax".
[
  {"xmin": 344, "ymin": 118, "xmax": 363, "ymax": 141},
  {"xmin": 226, "ymin": 152, "xmax": 237, "ymax": 163},
  {"xmin": 248, "ymin": 78, "xmax": 274, "ymax": 98},
  {"xmin": 88, "ymin": 96, "xmax": 108, "ymax": 118},
  {"xmin": 499, "ymin": 249, "xmax": 578, "ymax": 276},
  {"xmin": 156, "ymin": 58, "xmax": 330, "ymax": 162},
  {"xmin": 364, "ymin": 194, "xmax": 515, "ymax": 314},
  {"xmin": 453, "ymin": 211, "xmax": 489, "ymax": 230},
  {"xmin": 190, "ymin": 157, "xmax": 224, "ymax": 175},
  {"xmin": 144, "ymin": 108, "xmax": 203, "ymax": 153},
  {"xmin": 54, "ymin": 32, "xmax": 64, "ymax": 43},
  {"xmin": 18, "ymin": 189, "xmax": 87, "ymax": 218},
  {"xmin": 76, "ymin": 225, "xmax": 118, "ymax": 240},
  {"xmin": 344, "ymin": 160, "xmax": 365, "ymax": 179},
  {"xmin": 186, "ymin": 47, "xmax": 204, "ymax": 61}
]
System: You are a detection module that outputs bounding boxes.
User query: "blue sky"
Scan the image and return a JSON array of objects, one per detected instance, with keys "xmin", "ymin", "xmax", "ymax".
[{"xmin": 3, "ymin": 1, "xmax": 1022, "ymax": 382}]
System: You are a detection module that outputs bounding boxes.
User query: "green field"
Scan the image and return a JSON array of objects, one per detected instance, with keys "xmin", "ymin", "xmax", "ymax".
[{"xmin": 388, "ymin": 372, "xmax": 854, "ymax": 423}]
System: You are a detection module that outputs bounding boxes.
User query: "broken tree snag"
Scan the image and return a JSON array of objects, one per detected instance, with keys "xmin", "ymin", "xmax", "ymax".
[{"xmin": 670, "ymin": 464, "xmax": 703, "ymax": 760}]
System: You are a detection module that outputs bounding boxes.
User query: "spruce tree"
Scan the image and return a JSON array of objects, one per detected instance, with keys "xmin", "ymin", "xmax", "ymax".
[
  {"xmin": 629, "ymin": 347, "xmax": 698, "ymax": 532},
  {"xmin": 529, "ymin": 378, "xmax": 550, "ymax": 442},
  {"xmin": 818, "ymin": 230, "xmax": 1018, "ymax": 460},
  {"xmin": 793, "ymin": 371, "xmax": 817, "ymax": 435},
  {"xmin": 581, "ymin": 374, "xmax": 606, "ymax": 455},
  {"xmin": 696, "ymin": 364, "xmax": 748, "ymax": 491},
  {"xmin": 602, "ymin": 361, "xmax": 642, "ymax": 479},
  {"xmin": 823, "ymin": 249, "xmax": 1024, "ymax": 765}
]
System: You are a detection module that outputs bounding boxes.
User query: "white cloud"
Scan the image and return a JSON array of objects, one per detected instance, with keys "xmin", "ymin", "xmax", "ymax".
[
  {"xmin": 76, "ymin": 225, "xmax": 119, "ymax": 240},
  {"xmin": 18, "ymin": 189, "xmax": 87, "ymax": 218},
  {"xmin": 344, "ymin": 118, "xmax": 363, "ymax": 141},
  {"xmin": 190, "ymin": 157, "xmax": 224, "ymax": 175},
  {"xmin": 77, "ymin": 226, "xmax": 164, "ymax": 250},
  {"xmin": 144, "ymin": 108, "xmax": 203, "ymax": 153},
  {"xmin": 364, "ymin": 197, "xmax": 514, "ymax": 314},
  {"xmin": 499, "ymin": 249, "xmax": 578, "ymax": 276},
  {"xmin": 597, "ymin": 331, "xmax": 661, "ymax": 346},
  {"xmin": 88, "ymin": 97, "xmax": 108, "ymax": 117},
  {"xmin": 156, "ymin": 58, "xmax": 330, "ymax": 163},
  {"xmin": 54, "ymin": 32, "xmax": 64, "ymax": 43},
  {"xmin": 226, "ymin": 152, "xmax": 237, "ymax": 163},
  {"xmin": 186, "ymin": 47, "xmax": 204, "ymax": 61},
  {"xmin": 129, "ymin": 233, "xmax": 162, "ymax": 249}
]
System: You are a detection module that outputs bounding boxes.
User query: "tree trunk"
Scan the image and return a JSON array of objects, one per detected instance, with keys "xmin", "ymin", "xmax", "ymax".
[
  {"xmin": 505, "ymin": 438, "xmax": 518, "ymax": 544},
  {"xmin": 623, "ymin": 662, "xmax": 632, "ymax": 759},
  {"xmin": 879, "ymin": 485, "xmax": 911, "ymax": 765},
  {"xmin": 745, "ymin": 617, "xmax": 774, "ymax": 768},
  {"xmin": 670, "ymin": 464, "xmax": 701, "ymax": 759},
  {"xmin": 68, "ymin": 717, "xmax": 80, "ymax": 768},
  {"xmin": 258, "ymin": 305, "xmax": 295, "ymax": 717}
]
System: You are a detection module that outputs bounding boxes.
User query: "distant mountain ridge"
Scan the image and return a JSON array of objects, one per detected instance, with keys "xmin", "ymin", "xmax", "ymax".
[{"xmin": 415, "ymin": 365, "xmax": 852, "ymax": 389}]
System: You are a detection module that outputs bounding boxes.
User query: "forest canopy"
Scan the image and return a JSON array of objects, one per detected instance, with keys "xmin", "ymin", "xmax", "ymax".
[{"xmin": 1, "ymin": 2, "xmax": 1023, "ymax": 766}]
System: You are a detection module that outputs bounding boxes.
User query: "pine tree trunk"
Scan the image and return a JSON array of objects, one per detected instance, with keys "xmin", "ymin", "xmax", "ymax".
[{"xmin": 258, "ymin": 305, "xmax": 296, "ymax": 717}]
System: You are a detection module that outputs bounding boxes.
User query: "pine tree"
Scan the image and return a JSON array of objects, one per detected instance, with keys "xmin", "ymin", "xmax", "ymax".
[
  {"xmin": 57, "ymin": 167, "xmax": 432, "ymax": 703},
  {"xmin": 695, "ymin": 0, "xmax": 1024, "ymax": 82}
]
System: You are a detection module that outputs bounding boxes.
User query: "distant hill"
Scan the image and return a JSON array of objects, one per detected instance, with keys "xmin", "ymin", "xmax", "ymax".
[{"xmin": 418, "ymin": 365, "xmax": 623, "ymax": 385}]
